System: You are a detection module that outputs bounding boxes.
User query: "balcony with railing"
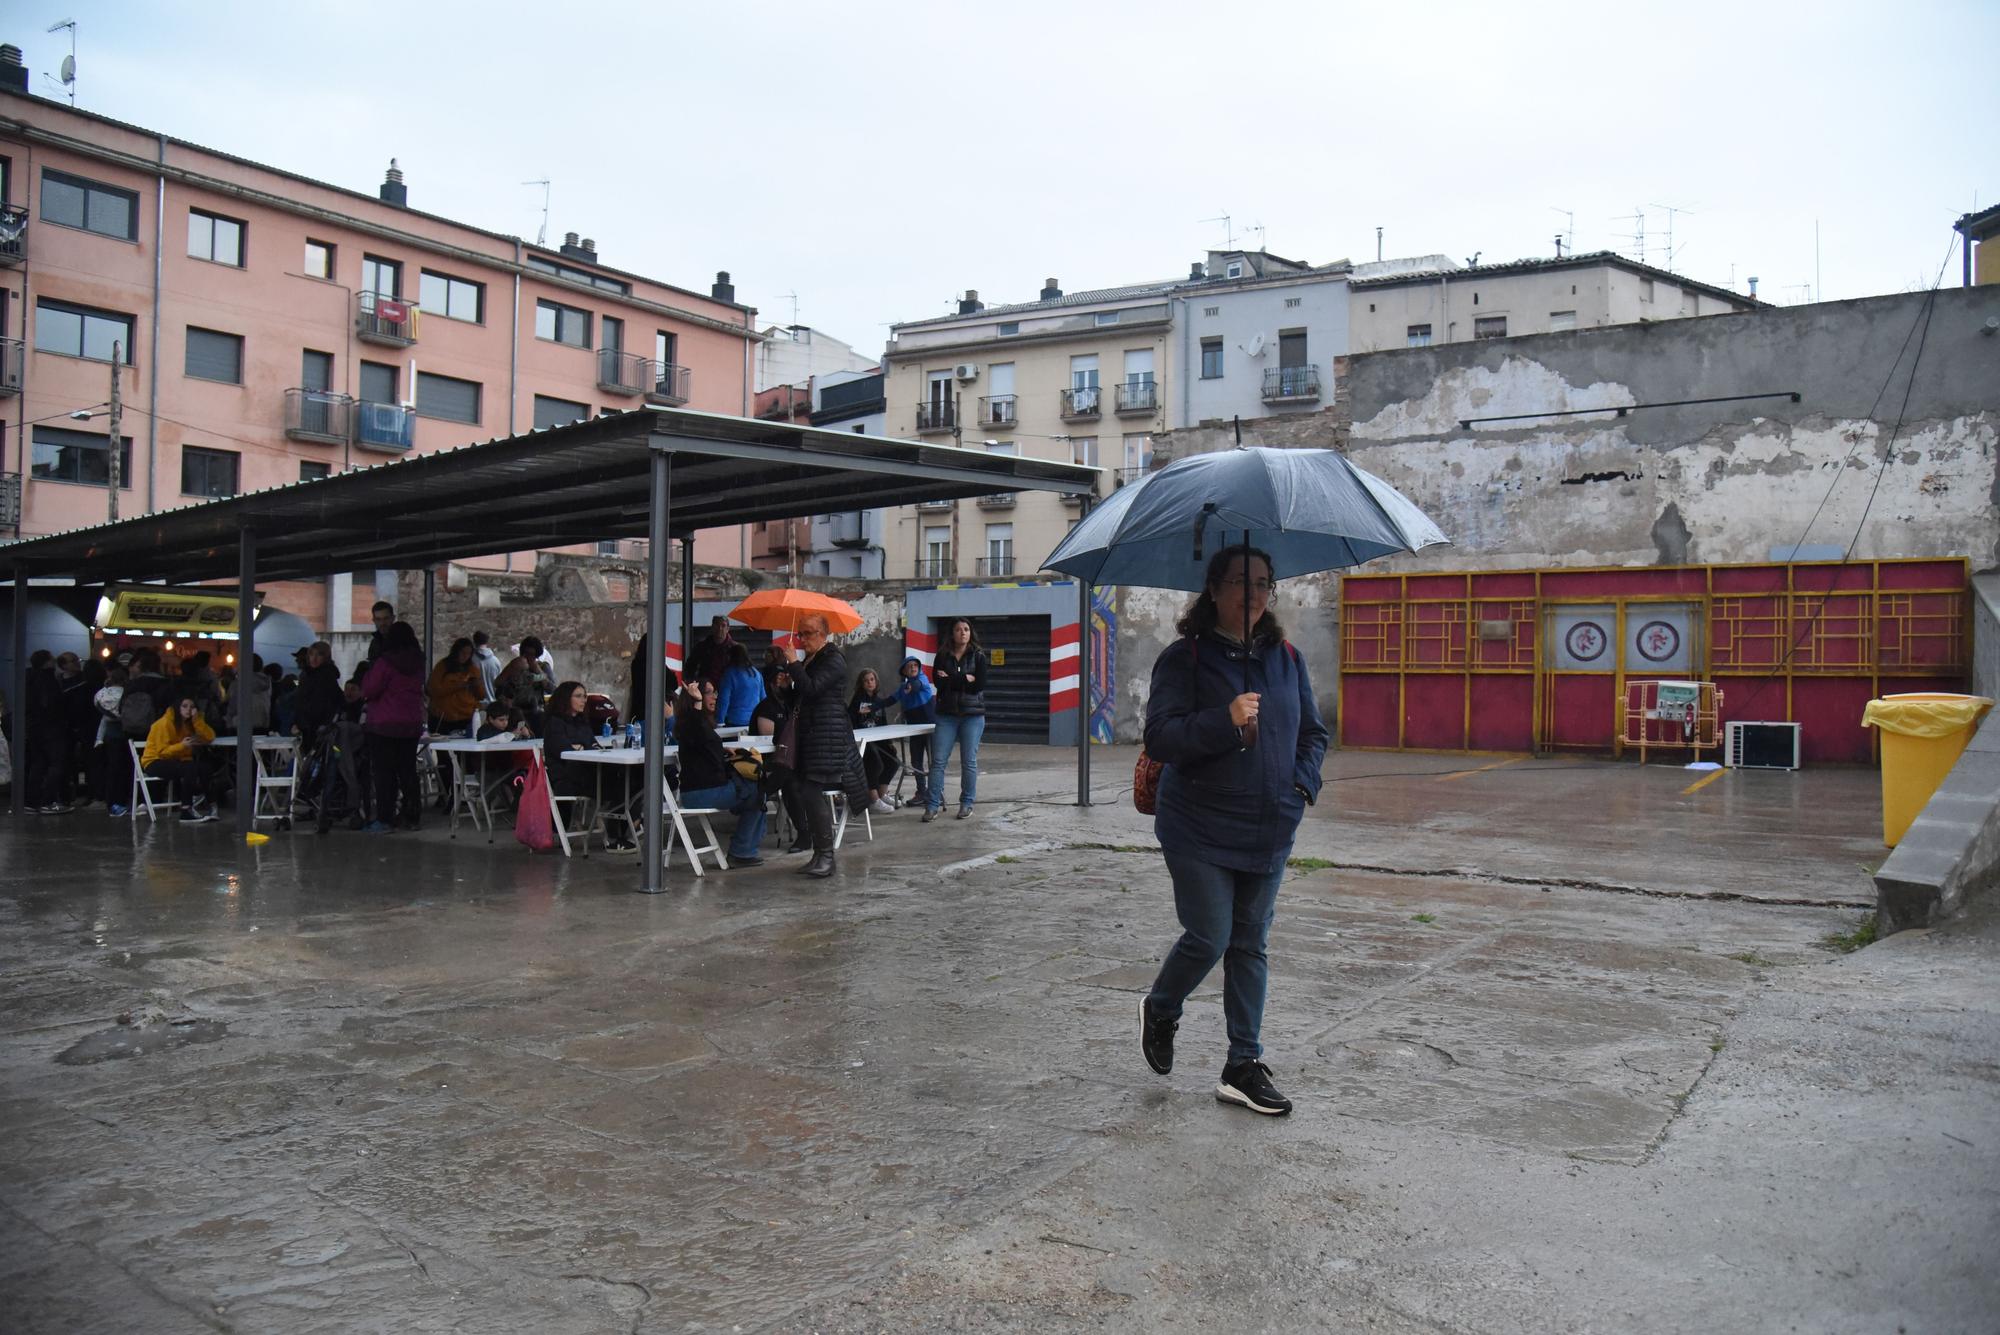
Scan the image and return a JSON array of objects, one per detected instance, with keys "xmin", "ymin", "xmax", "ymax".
[
  {"xmin": 355, "ymin": 291, "xmax": 417, "ymax": 346},
  {"xmin": 976, "ymin": 555, "xmax": 1016, "ymax": 578},
  {"xmin": 915, "ymin": 400, "xmax": 956, "ymax": 435},
  {"xmin": 916, "ymin": 496, "xmax": 955, "ymax": 512},
  {"xmin": 1262, "ymin": 365, "xmax": 1321, "ymax": 403},
  {"xmin": 284, "ymin": 388, "xmax": 353, "ymax": 444},
  {"xmin": 1059, "ymin": 386, "xmax": 1102, "ymax": 420},
  {"xmin": 645, "ymin": 362, "xmax": 691, "ymax": 406},
  {"xmin": 978, "ymin": 394, "xmax": 1017, "ymax": 428},
  {"xmin": 1116, "ymin": 465, "xmax": 1157, "ymax": 487},
  {"xmin": 597, "ymin": 348, "xmax": 652, "ymax": 396},
  {"xmin": 0, "ymin": 205, "xmax": 26, "ymax": 267},
  {"xmin": 354, "ymin": 400, "xmax": 416, "ymax": 452},
  {"xmin": 1115, "ymin": 380, "xmax": 1159, "ymax": 414},
  {"xmin": 976, "ymin": 491, "xmax": 1016, "ymax": 509},
  {"xmin": 915, "ymin": 557, "xmax": 954, "ymax": 580},
  {"xmin": 0, "ymin": 336, "xmax": 23, "ymax": 396}
]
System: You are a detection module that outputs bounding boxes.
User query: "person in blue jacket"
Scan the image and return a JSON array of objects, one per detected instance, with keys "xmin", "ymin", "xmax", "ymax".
[
  {"xmin": 716, "ymin": 643, "xmax": 766, "ymax": 728},
  {"xmin": 1136, "ymin": 544, "xmax": 1328, "ymax": 1117},
  {"xmin": 892, "ymin": 654, "xmax": 935, "ymax": 794}
]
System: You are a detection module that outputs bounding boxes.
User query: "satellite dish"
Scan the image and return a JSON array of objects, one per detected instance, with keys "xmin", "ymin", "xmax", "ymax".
[
  {"xmin": 1245, "ymin": 332, "xmax": 1267, "ymax": 358},
  {"xmin": 60, "ymin": 54, "xmax": 75, "ymax": 84}
]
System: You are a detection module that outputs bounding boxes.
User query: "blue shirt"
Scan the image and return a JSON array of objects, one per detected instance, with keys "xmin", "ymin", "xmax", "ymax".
[
  {"xmin": 1143, "ymin": 631, "xmax": 1328, "ymax": 874},
  {"xmin": 716, "ymin": 665, "xmax": 766, "ymax": 728}
]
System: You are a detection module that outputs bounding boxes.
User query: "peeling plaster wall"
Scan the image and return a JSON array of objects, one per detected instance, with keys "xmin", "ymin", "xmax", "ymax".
[{"xmin": 1342, "ymin": 287, "xmax": 2000, "ymax": 573}]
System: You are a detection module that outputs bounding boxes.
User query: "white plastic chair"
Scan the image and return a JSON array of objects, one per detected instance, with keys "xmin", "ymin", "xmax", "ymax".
[
  {"xmin": 128, "ymin": 740, "xmax": 175, "ymax": 821},
  {"xmin": 446, "ymin": 751, "xmax": 492, "ymax": 836},
  {"xmin": 663, "ymin": 782, "xmax": 728, "ymax": 875},
  {"xmin": 540, "ymin": 754, "xmax": 595, "ymax": 858},
  {"xmin": 822, "ymin": 789, "xmax": 873, "ymax": 850},
  {"xmin": 251, "ymin": 740, "xmax": 298, "ymax": 826}
]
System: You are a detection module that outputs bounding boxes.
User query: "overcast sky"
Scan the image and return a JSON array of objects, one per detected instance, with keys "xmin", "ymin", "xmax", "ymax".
[{"xmin": 16, "ymin": 1, "xmax": 1995, "ymax": 354}]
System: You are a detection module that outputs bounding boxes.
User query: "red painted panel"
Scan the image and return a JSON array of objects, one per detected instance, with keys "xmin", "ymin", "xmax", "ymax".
[
  {"xmin": 1341, "ymin": 675, "xmax": 1400, "ymax": 748},
  {"xmin": 1548, "ymin": 676, "xmax": 1616, "ymax": 748},
  {"xmin": 1470, "ymin": 571, "xmax": 1537, "ymax": 597},
  {"xmin": 1404, "ymin": 574, "xmax": 1467, "ymax": 600},
  {"xmin": 1341, "ymin": 574, "xmax": 1400, "ymax": 601},
  {"xmin": 1877, "ymin": 676, "xmax": 1965, "ymax": 699},
  {"xmin": 1714, "ymin": 676, "xmax": 1789, "ymax": 731},
  {"xmin": 1879, "ymin": 559, "xmax": 1965, "ymax": 591},
  {"xmin": 1403, "ymin": 675, "xmax": 1465, "ymax": 750},
  {"xmin": 1792, "ymin": 563, "xmax": 1872, "ymax": 594},
  {"xmin": 1792, "ymin": 677, "xmax": 1877, "ymax": 763},
  {"xmin": 1712, "ymin": 564, "xmax": 1788, "ymax": 593},
  {"xmin": 1468, "ymin": 676, "xmax": 1534, "ymax": 751}
]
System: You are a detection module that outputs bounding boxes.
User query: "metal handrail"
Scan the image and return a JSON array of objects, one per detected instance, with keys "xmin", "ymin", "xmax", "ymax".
[
  {"xmin": 976, "ymin": 556, "xmax": 1016, "ymax": 577},
  {"xmin": 355, "ymin": 290, "xmax": 417, "ymax": 343},
  {"xmin": 284, "ymin": 387, "xmax": 353, "ymax": 442},
  {"xmin": 914, "ymin": 557, "xmax": 954, "ymax": 579},
  {"xmin": 1115, "ymin": 381, "xmax": 1158, "ymax": 412},
  {"xmin": 0, "ymin": 336, "xmax": 23, "ymax": 393},
  {"xmin": 916, "ymin": 401, "xmax": 956, "ymax": 432},
  {"xmin": 1261, "ymin": 366, "xmax": 1320, "ymax": 399},
  {"xmin": 648, "ymin": 362, "xmax": 692, "ymax": 405},
  {"xmin": 979, "ymin": 394, "xmax": 1016, "ymax": 426},
  {"xmin": 597, "ymin": 347, "xmax": 651, "ymax": 395},
  {"xmin": 1060, "ymin": 387, "xmax": 1102, "ymax": 417},
  {"xmin": 0, "ymin": 204, "xmax": 26, "ymax": 264},
  {"xmin": 977, "ymin": 491, "xmax": 1016, "ymax": 508},
  {"xmin": 354, "ymin": 399, "xmax": 415, "ymax": 451}
]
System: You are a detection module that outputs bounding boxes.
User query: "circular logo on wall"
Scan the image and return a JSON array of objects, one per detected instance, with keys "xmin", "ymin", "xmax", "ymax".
[
  {"xmin": 1634, "ymin": 620, "xmax": 1682, "ymax": 663},
  {"xmin": 1564, "ymin": 621, "xmax": 1608, "ymax": 664}
]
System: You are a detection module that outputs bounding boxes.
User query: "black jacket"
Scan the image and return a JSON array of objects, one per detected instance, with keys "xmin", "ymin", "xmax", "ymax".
[
  {"xmin": 674, "ymin": 704, "xmax": 733, "ymax": 792},
  {"xmin": 293, "ymin": 662, "xmax": 344, "ymax": 737},
  {"xmin": 848, "ymin": 689, "xmax": 896, "ymax": 729},
  {"xmin": 539, "ymin": 710, "xmax": 597, "ymax": 791},
  {"xmin": 790, "ymin": 644, "xmax": 863, "ymax": 784},
  {"xmin": 932, "ymin": 648, "xmax": 989, "ymax": 717}
]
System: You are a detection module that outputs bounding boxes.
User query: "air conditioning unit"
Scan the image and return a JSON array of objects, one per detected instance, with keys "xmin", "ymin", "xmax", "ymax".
[
  {"xmin": 1726, "ymin": 721, "xmax": 1800, "ymax": 771},
  {"xmin": 953, "ymin": 363, "xmax": 980, "ymax": 382}
]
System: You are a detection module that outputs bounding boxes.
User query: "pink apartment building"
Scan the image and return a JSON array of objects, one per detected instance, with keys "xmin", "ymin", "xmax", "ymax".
[{"xmin": 0, "ymin": 51, "xmax": 758, "ymax": 628}]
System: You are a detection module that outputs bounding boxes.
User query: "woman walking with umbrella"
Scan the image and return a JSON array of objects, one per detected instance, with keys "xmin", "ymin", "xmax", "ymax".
[{"xmin": 1136, "ymin": 545, "xmax": 1326, "ymax": 1115}]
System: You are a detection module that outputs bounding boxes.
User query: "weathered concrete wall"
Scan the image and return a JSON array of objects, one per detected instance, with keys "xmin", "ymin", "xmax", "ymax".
[{"xmin": 1339, "ymin": 287, "xmax": 2000, "ymax": 572}]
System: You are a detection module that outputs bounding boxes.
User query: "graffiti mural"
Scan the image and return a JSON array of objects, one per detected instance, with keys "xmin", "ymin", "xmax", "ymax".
[{"xmin": 1089, "ymin": 588, "xmax": 1116, "ymax": 743}]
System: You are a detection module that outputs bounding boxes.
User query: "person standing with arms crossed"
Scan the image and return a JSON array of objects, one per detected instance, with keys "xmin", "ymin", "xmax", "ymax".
[
  {"xmin": 1136, "ymin": 545, "xmax": 1327, "ymax": 1117},
  {"xmin": 923, "ymin": 618, "xmax": 988, "ymax": 822}
]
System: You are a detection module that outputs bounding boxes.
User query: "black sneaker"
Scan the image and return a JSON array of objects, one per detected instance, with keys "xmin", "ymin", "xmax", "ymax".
[
  {"xmin": 1139, "ymin": 996, "xmax": 1176, "ymax": 1075},
  {"xmin": 1216, "ymin": 1060, "xmax": 1292, "ymax": 1116}
]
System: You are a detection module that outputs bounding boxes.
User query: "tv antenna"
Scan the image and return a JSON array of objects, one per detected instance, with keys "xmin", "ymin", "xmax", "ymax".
[
  {"xmin": 522, "ymin": 179, "xmax": 550, "ymax": 246},
  {"xmin": 45, "ymin": 18, "xmax": 76, "ymax": 105},
  {"xmin": 1649, "ymin": 202, "xmax": 1696, "ymax": 271},
  {"xmin": 779, "ymin": 290, "xmax": 800, "ymax": 327},
  {"xmin": 1199, "ymin": 212, "xmax": 1235, "ymax": 247},
  {"xmin": 1245, "ymin": 221, "xmax": 1267, "ymax": 251},
  {"xmin": 1612, "ymin": 207, "xmax": 1648, "ymax": 264},
  {"xmin": 1550, "ymin": 206, "xmax": 1574, "ymax": 256}
]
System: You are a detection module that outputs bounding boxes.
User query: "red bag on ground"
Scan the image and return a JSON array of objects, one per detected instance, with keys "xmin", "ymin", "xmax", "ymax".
[{"xmin": 515, "ymin": 756, "xmax": 556, "ymax": 852}]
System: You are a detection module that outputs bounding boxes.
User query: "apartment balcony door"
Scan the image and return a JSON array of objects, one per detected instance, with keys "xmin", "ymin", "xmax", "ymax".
[
  {"xmin": 1278, "ymin": 330, "xmax": 1307, "ymax": 371},
  {"xmin": 1070, "ymin": 354, "xmax": 1100, "ymax": 413}
]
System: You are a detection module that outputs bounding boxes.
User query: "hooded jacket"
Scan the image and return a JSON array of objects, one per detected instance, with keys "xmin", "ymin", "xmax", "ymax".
[
  {"xmin": 293, "ymin": 661, "xmax": 344, "ymax": 736},
  {"xmin": 361, "ymin": 646, "xmax": 427, "ymax": 738},
  {"xmin": 893, "ymin": 657, "xmax": 936, "ymax": 724}
]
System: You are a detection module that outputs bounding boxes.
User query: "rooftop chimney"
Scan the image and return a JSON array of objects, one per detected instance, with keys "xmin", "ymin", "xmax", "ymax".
[
  {"xmin": 712, "ymin": 270, "xmax": 735, "ymax": 303},
  {"xmin": 1189, "ymin": 261, "xmax": 1206, "ymax": 280},
  {"xmin": 958, "ymin": 289, "xmax": 983, "ymax": 315},
  {"xmin": 558, "ymin": 232, "xmax": 598, "ymax": 262},
  {"xmin": 1040, "ymin": 277, "xmax": 1062, "ymax": 301},
  {"xmin": 0, "ymin": 45, "xmax": 27, "ymax": 95},
  {"xmin": 379, "ymin": 159, "xmax": 407, "ymax": 208},
  {"xmin": 1747, "ymin": 276, "xmax": 1759, "ymax": 299}
]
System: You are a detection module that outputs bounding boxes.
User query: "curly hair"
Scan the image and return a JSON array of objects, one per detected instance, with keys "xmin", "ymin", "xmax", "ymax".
[{"xmin": 1173, "ymin": 544, "xmax": 1285, "ymax": 644}]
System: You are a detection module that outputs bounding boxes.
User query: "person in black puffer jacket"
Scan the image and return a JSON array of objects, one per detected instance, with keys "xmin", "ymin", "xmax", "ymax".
[
  {"xmin": 924, "ymin": 617, "xmax": 989, "ymax": 822},
  {"xmin": 782, "ymin": 613, "xmax": 867, "ymax": 878}
]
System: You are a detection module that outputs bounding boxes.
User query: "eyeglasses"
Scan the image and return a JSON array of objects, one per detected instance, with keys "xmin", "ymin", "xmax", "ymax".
[{"xmin": 1220, "ymin": 577, "xmax": 1276, "ymax": 593}]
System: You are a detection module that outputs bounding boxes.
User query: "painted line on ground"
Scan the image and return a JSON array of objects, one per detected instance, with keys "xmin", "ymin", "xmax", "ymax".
[
  {"xmin": 1436, "ymin": 758, "xmax": 1527, "ymax": 783},
  {"xmin": 1682, "ymin": 768, "xmax": 1728, "ymax": 795}
]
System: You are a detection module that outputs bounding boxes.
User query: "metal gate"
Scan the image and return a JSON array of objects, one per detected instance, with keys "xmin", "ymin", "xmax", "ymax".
[{"xmin": 963, "ymin": 614, "xmax": 1050, "ymax": 743}]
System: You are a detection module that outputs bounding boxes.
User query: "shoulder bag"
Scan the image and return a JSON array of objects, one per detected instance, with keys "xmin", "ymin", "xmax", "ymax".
[{"xmin": 1133, "ymin": 639, "xmax": 1199, "ymax": 815}]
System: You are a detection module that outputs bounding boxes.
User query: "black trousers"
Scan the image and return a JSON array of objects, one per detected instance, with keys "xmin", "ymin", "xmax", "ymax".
[
  {"xmin": 144, "ymin": 754, "xmax": 223, "ymax": 807},
  {"xmin": 367, "ymin": 734, "xmax": 422, "ymax": 827},
  {"xmin": 25, "ymin": 728, "xmax": 67, "ymax": 807}
]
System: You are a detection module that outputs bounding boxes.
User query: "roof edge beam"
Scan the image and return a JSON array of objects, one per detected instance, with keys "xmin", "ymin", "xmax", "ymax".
[{"xmin": 647, "ymin": 431, "xmax": 1093, "ymax": 496}]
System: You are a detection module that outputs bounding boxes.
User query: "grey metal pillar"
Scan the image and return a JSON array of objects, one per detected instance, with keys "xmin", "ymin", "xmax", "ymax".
[
  {"xmin": 236, "ymin": 526, "xmax": 257, "ymax": 838},
  {"xmin": 9, "ymin": 567, "xmax": 26, "ymax": 819},
  {"xmin": 680, "ymin": 536, "xmax": 695, "ymax": 686},
  {"xmin": 640, "ymin": 448, "xmax": 672, "ymax": 893},
  {"xmin": 422, "ymin": 567, "xmax": 436, "ymax": 675},
  {"xmin": 1075, "ymin": 495, "xmax": 1094, "ymax": 808}
]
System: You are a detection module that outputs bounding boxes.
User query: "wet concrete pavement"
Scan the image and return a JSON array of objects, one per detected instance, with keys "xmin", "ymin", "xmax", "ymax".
[{"xmin": 1, "ymin": 748, "xmax": 1993, "ymax": 1332}]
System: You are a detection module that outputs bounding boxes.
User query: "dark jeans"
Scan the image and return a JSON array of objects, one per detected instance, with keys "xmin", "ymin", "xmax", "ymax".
[
  {"xmin": 679, "ymin": 776, "xmax": 768, "ymax": 859},
  {"xmin": 25, "ymin": 728, "xmax": 67, "ymax": 806},
  {"xmin": 926, "ymin": 714, "xmax": 984, "ymax": 812},
  {"xmin": 1146, "ymin": 849, "xmax": 1287, "ymax": 1066},
  {"xmin": 781, "ymin": 774, "xmax": 840, "ymax": 854},
  {"xmin": 367, "ymin": 733, "xmax": 421, "ymax": 827},
  {"xmin": 861, "ymin": 738, "xmax": 900, "ymax": 791},
  {"xmin": 143, "ymin": 754, "xmax": 225, "ymax": 807}
]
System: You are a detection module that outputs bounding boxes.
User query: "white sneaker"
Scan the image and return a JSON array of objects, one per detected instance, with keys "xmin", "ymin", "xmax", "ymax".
[{"xmin": 869, "ymin": 798, "xmax": 895, "ymax": 815}]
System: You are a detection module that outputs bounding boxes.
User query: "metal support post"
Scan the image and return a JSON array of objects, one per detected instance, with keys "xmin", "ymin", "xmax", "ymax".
[
  {"xmin": 236, "ymin": 526, "xmax": 257, "ymax": 838},
  {"xmin": 422, "ymin": 568, "xmax": 436, "ymax": 675},
  {"xmin": 680, "ymin": 536, "xmax": 695, "ymax": 683},
  {"xmin": 640, "ymin": 449, "xmax": 672, "ymax": 893},
  {"xmin": 1075, "ymin": 495, "xmax": 1094, "ymax": 807},
  {"xmin": 9, "ymin": 567, "xmax": 26, "ymax": 819}
]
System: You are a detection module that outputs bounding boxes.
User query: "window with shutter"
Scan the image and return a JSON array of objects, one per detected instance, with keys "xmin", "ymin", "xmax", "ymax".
[
  {"xmin": 184, "ymin": 327, "xmax": 244, "ymax": 384},
  {"xmin": 533, "ymin": 394, "xmax": 589, "ymax": 430},
  {"xmin": 359, "ymin": 361, "xmax": 398, "ymax": 406},
  {"xmin": 415, "ymin": 371, "xmax": 481, "ymax": 424}
]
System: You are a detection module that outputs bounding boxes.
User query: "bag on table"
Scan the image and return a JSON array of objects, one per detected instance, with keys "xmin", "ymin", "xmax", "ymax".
[{"xmin": 514, "ymin": 755, "xmax": 556, "ymax": 853}]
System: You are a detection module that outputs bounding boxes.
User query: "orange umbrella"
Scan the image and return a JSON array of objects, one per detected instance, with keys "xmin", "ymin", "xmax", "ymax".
[{"xmin": 727, "ymin": 588, "xmax": 863, "ymax": 635}]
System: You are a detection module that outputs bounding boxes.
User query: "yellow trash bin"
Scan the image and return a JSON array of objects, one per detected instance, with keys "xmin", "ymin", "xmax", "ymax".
[{"xmin": 1861, "ymin": 692, "xmax": 1993, "ymax": 847}]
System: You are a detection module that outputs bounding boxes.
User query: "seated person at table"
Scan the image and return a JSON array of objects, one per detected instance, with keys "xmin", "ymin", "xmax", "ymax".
[
  {"xmin": 141, "ymin": 695, "xmax": 224, "ymax": 822},
  {"xmin": 493, "ymin": 637, "xmax": 554, "ymax": 730},
  {"xmin": 427, "ymin": 638, "xmax": 482, "ymax": 737},
  {"xmin": 672, "ymin": 683, "xmax": 768, "ymax": 866},
  {"xmin": 752, "ymin": 665, "xmax": 811, "ymax": 853},
  {"xmin": 541, "ymin": 680, "xmax": 634, "ymax": 851},
  {"xmin": 848, "ymin": 668, "xmax": 900, "ymax": 814},
  {"xmin": 716, "ymin": 643, "xmax": 766, "ymax": 728},
  {"xmin": 472, "ymin": 702, "xmax": 533, "ymax": 806}
]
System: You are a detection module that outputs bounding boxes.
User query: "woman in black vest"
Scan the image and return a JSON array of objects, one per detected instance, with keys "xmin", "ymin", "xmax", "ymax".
[{"xmin": 923, "ymin": 618, "xmax": 988, "ymax": 822}]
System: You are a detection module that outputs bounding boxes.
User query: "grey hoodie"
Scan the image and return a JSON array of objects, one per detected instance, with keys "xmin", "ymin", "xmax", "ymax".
[{"xmin": 472, "ymin": 644, "xmax": 502, "ymax": 702}]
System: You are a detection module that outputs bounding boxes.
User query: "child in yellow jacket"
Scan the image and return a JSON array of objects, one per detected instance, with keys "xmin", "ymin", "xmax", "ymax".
[{"xmin": 141, "ymin": 697, "xmax": 221, "ymax": 821}]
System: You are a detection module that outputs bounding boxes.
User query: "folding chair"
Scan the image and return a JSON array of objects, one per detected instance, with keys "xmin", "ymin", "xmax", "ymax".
[
  {"xmin": 540, "ymin": 755, "xmax": 595, "ymax": 858},
  {"xmin": 128, "ymin": 740, "xmax": 175, "ymax": 821},
  {"xmin": 252, "ymin": 740, "xmax": 298, "ymax": 829},
  {"xmin": 663, "ymin": 782, "xmax": 729, "ymax": 875},
  {"xmin": 446, "ymin": 750, "xmax": 492, "ymax": 836},
  {"xmin": 822, "ymin": 789, "xmax": 873, "ymax": 850}
]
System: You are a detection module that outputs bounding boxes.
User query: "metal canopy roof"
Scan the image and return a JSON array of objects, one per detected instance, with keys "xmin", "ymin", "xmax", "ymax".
[{"xmin": 1, "ymin": 407, "xmax": 1097, "ymax": 585}]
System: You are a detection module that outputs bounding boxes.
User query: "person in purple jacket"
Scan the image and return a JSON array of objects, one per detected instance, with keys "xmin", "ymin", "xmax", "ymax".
[
  {"xmin": 359, "ymin": 621, "xmax": 427, "ymax": 833},
  {"xmin": 1135, "ymin": 545, "xmax": 1327, "ymax": 1117}
]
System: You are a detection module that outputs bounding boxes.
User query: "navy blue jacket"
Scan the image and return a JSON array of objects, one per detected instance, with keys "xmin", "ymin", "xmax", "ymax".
[{"xmin": 1143, "ymin": 631, "xmax": 1328, "ymax": 873}]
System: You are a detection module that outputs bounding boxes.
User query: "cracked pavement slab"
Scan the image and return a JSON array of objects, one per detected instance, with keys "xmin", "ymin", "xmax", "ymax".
[{"xmin": 0, "ymin": 747, "xmax": 1992, "ymax": 1331}]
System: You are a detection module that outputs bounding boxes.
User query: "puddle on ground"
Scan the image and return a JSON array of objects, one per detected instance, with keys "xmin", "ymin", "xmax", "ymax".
[{"xmin": 56, "ymin": 1019, "xmax": 228, "ymax": 1065}]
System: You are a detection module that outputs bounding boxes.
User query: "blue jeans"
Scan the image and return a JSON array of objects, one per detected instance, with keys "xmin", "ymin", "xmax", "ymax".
[
  {"xmin": 1146, "ymin": 849, "xmax": 1286, "ymax": 1065},
  {"xmin": 926, "ymin": 713, "xmax": 985, "ymax": 812},
  {"xmin": 678, "ymin": 776, "xmax": 767, "ymax": 859}
]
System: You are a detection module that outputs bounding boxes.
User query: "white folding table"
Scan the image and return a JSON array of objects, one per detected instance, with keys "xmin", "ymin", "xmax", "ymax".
[{"xmin": 426, "ymin": 735, "xmax": 543, "ymax": 840}]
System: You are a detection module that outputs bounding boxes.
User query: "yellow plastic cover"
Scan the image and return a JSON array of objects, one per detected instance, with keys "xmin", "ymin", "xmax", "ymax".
[{"xmin": 1861, "ymin": 695, "xmax": 1993, "ymax": 738}]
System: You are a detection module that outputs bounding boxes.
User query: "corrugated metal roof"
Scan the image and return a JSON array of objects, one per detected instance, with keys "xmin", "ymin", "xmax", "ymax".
[
  {"xmin": 1351, "ymin": 250, "xmax": 1761, "ymax": 307},
  {"xmin": 894, "ymin": 279, "xmax": 1184, "ymax": 331},
  {"xmin": 0, "ymin": 408, "xmax": 1095, "ymax": 586}
]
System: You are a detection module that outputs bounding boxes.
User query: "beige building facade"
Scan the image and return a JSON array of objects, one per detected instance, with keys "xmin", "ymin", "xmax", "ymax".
[
  {"xmin": 882, "ymin": 280, "xmax": 1177, "ymax": 582},
  {"xmin": 1348, "ymin": 251, "xmax": 1759, "ymax": 353}
]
